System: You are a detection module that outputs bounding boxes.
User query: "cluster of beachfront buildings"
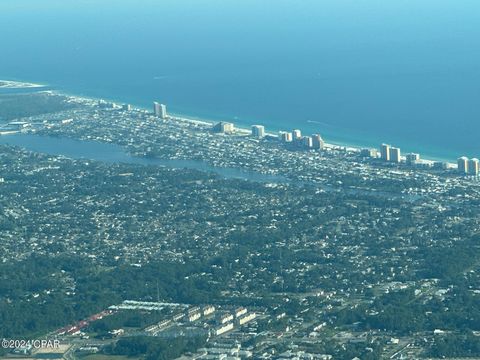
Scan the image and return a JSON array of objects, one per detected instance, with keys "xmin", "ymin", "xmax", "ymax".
[
  {"xmin": 457, "ymin": 156, "xmax": 480, "ymax": 176},
  {"xmin": 213, "ymin": 121, "xmax": 326, "ymax": 150},
  {"xmin": 152, "ymin": 102, "xmax": 478, "ymax": 177}
]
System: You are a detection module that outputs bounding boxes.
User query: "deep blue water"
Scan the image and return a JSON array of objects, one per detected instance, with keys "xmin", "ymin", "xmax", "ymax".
[{"xmin": 1, "ymin": 0, "xmax": 479, "ymax": 161}]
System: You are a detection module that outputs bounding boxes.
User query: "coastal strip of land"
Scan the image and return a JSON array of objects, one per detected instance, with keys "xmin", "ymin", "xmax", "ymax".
[
  {"xmin": 0, "ymin": 79, "xmax": 45, "ymax": 89},
  {"xmin": 90, "ymin": 96, "xmax": 459, "ymax": 168}
]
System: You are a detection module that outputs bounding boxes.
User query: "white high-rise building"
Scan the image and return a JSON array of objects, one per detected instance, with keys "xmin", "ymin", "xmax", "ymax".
[
  {"xmin": 153, "ymin": 102, "xmax": 167, "ymax": 118},
  {"xmin": 292, "ymin": 129, "xmax": 302, "ymax": 140},
  {"xmin": 361, "ymin": 148, "xmax": 378, "ymax": 158},
  {"xmin": 468, "ymin": 158, "xmax": 479, "ymax": 176},
  {"xmin": 406, "ymin": 153, "xmax": 420, "ymax": 165},
  {"xmin": 214, "ymin": 122, "xmax": 235, "ymax": 134},
  {"xmin": 458, "ymin": 156, "xmax": 469, "ymax": 174},
  {"xmin": 251, "ymin": 125, "xmax": 265, "ymax": 138},
  {"xmin": 153, "ymin": 102, "xmax": 161, "ymax": 116},
  {"xmin": 279, "ymin": 131, "xmax": 293, "ymax": 142},
  {"xmin": 381, "ymin": 144, "xmax": 391, "ymax": 162},
  {"xmin": 302, "ymin": 136, "xmax": 313, "ymax": 148},
  {"xmin": 161, "ymin": 104, "xmax": 167, "ymax": 118},
  {"xmin": 311, "ymin": 134, "xmax": 325, "ymax": 150},
  {"xmin": 390, "ymin": 147, "xmax": 401, "ymax": 163}
]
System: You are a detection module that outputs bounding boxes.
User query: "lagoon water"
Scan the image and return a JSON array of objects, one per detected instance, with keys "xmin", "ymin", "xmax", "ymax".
[
  {"xmin": 1, "ymin": 0, "xmax": 480, "ymax": 160},
  {"xmin": 0, "ymin": 134, "xmax": 286, "ymax": 183}
]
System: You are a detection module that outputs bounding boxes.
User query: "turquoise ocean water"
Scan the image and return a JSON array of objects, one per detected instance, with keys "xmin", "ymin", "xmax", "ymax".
[{"xmin": 1, "ymin": 0, "xmax": 479, "ymax": 161}]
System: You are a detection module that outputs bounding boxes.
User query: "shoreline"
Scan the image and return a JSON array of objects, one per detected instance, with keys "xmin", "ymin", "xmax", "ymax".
[
  {"xmin": 0, "ymin": 79, "xmax": 46, "ymax": 89},
  {"xmin": 169, "ymin": 112, "xmax": 455, "ymax": 167},
  {"xmin": 85, "ymin": 94, "xmax": 460, "ymax": 165},
  {"xmin": 74, "ymin": 93, "xmax": 458, "ymax": 167},
  {"xmin": 0, "ymin": 78, "xmax": 461, "ymax": 165}
]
